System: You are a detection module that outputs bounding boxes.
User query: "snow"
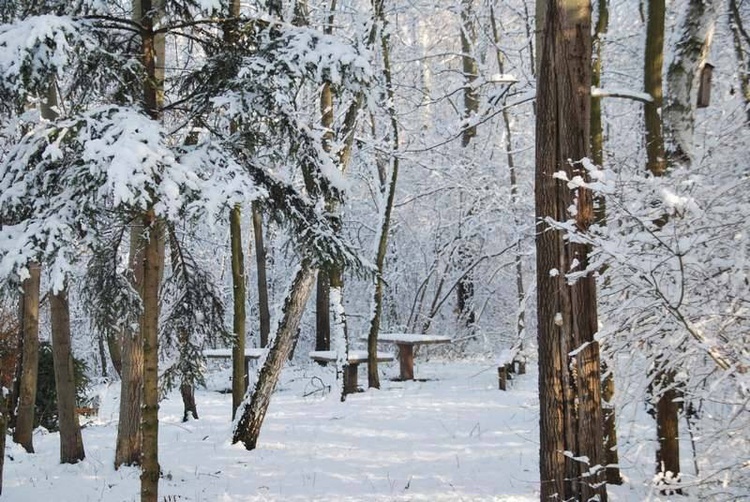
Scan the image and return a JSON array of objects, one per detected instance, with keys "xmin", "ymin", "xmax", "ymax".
[
  {"xmin": 2, "ymin": 361, "xmax": 542, "ymax": 501},
  {"xmin": 376, "ymin": 333, "xmax": 452, "ymax": 344}
]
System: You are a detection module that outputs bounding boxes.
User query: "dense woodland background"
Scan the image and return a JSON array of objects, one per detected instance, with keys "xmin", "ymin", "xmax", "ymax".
[{"xmin": 0, "ymin": 0, "xmax": 749, "ymax": 500}]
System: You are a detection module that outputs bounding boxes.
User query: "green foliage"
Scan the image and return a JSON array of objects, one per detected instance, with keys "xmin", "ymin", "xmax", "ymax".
[{"xmin": 35, "ymin": 342, "xmax": 90, "ymax": 432}]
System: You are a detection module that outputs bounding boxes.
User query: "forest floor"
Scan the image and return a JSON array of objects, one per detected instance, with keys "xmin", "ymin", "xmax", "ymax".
[{"xmin": 3, "ymin": 358, "xmax": 676, "ymax": 501}]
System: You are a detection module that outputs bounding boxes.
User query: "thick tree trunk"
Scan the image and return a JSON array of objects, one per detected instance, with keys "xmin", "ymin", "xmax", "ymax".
[
  {"xmin": 230, "ymin": 204, "xmax": 247, "ymax": 417},
  {"xmin": 644, "ymin": 0, "xmax": 666, "ymax": 176},
  {"xmin": 664, "ymin": 0, "xmax": 717, "ymax": 168},
  {"xmin": 115, "ymin": 225, "xmax": 144, "ymax": 469},
  {"xmin": 50, "ymin": 287, "xmax": 85, "ymax": 463},
  {"xmin": 252, "ymin": 203, "xmax": 271, "ymax": 348},
  {"xmin": 14, "ymin": 262, "xmax": 41, "ymax": 453},
  {"xmin": 140, "ymin": 211, "xmax": 163, "ymax": 502},
  {"xmin": 602, "ymin": 362, "xmax": 622, "ymax": 484},
  {"xmin": 233, "ymin": 262, "xmax": 316, "ymax": 449},
  {"xmin": 535, "ymin": 1, "xmax": 607, "ymax": 500}
]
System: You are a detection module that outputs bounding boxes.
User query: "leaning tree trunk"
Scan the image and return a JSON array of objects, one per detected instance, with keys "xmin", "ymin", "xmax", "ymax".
[
  {"xmin": 664, "ymin": 0, "xmax": 718, "ymax": 168},
  {"xmin": 535, "ymin": 1, "xmax": 607, "ymax": 500},
  {"xmin": 233, "ymin": 262, "xmax": 316, "ymax": 449},
  {"xmin": 14, "ymin": 262, "xmax": 41, "ymax": 454},
  {"xmin": 50, "ymin": 286, "xmax": 85, "ymax": 463}
]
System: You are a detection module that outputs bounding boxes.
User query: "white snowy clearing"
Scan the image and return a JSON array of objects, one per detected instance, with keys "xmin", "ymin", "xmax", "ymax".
[{"xmin": 3, "ymin": 360, "xmax": 679, "ymax": 501}]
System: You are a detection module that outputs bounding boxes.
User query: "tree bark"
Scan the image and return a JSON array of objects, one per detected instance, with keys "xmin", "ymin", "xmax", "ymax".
[
  {"xmin": 655, "ymin": 369, "xmax": 681, "ymax": 492},
  {"xmin": 140, "ymin": 211, "xmax": 163, "ymax": 502},
  {"xmin": 315, "ymin": 269, "xmax": 330, "ymax": 352},
  {"xmin": 456, "ymin": 0, "xmax": 478, "ymax": 327},
  {"xmin": 230, "ymin": 204, "xmax": 247, "ymax": 417},
  {"xmin": 730, "ymin": 0, "xmax": 750, "ymax": 124},
  {"xmin": 233, "ymin": 262, "xmax": 316, "ymax": 449},
  {"xmin": 489, "ymin": 3, "xmax": 525, "ymax": 344},
  {"xmin": 50, "ymin": 287, "xmax": 85, "ymax": 463},
  {"xmin": 104, "ymin": 329, "xmax": 122, "ymax": 378},
  {"xmin": 664, "ymin": 0, "xmax": 718, "ymax": 168},
  {"xmin": 14, "ymin": 262, "xmax": 41, "ymax": 454},
  {"xmin": 367, "ymin": 0, "xmax": 401, "ymax": 389},
  {"xmin": 535, "ymin": 1, "xmax": 607, "ymax": 500},
  {"xmin": 252, "ymin": 202, "xmax": 271, "ymax": 348},
  {"xmin": 644, "ymin": 0, "xmax": 666, "ymax": 176},
  {"xmin": 0, "ymin": 302, "xmax": 20, "ymax": 495}
]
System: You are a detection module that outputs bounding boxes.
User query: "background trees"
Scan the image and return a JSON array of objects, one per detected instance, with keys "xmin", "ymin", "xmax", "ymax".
[{"xmin": 0, "ymin": 0, "xmax": 748, "ymax": 499}]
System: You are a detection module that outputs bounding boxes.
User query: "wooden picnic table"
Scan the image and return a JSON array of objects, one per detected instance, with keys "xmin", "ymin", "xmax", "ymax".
[
  {"xmin": 375, "ymin": 333, "xmax": 451, "ymax": 381},
  {"xmin": 309, "ymin": 350, "xmax": 394, "ymax": 394},
  {"xmin": 204, "ymin": 348, "xmax": 266, "ymax": 389}
]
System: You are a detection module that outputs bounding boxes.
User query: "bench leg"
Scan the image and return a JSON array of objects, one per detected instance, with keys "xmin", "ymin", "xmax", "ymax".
[
  {"xmin": 344, "ymin": 364, "xmax": 359, "ymax": 394},
  {"xmin": 398, "ymin": 344, "xmax": 414, "ymax": 380}
]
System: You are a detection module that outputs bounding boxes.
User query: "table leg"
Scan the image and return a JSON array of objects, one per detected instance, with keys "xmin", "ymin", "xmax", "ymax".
[
  {"xmin": 398, "ymin": 344, "xmax": 414, "ymax": 380},
  {"xmin": 344, "ymin": 363, "xmax": 359, "ymax": 394}
]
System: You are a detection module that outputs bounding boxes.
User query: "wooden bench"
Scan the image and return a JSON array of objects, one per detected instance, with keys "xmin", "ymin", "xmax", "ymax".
[
  {"xmin": 375, "ymin": 333, "xmax": 452, "ymax": 380},
  {"xmin": 309, "ymin": 350, "xmax": 394, "ymax": 394},
  {"xmin": 204, "ymin": 348, "xmax": 266, "ymax": 389}
]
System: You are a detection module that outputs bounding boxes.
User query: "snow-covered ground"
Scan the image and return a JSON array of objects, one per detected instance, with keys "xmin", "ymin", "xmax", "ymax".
[{"xmin": 1, "ymin": 359, "xmax": 683, "ymax": 501}]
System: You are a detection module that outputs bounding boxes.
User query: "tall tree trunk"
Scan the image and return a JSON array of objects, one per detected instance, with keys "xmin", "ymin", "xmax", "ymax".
[
  {"xmin": 140, "ymin": 212, "xmax": 163, "ymax": 502},
  {"xmin": 50, "ymin": 287, "xmax": 85, "ymax": 463},
  {"xmin": 644, "ymin": 0, "xmax": 682, "ymax": 487},
  {"xmin": 535, "ymin": 1, "xmax": 607, "ymax": 500},
  {"xmin": 489, "ymin": 3, "xmax": 525, "ymax": 344},
  {"xmin": 230, "ymin": 204, "xmax": 246, "ymax": 417},
  {"xmin": 14, "ymin": 262, "xmax": 41, "ymax": 453},
  {"xmin": 729, "ymin": 0, "xmax": 750, "ymax": 124},
  {"xmin": 456, "ymin": 0, "xmax": 478, "ymax": 327},
  {"xmin": 252, "ymin": 203, "xmax": 271, "ymax": 348},
  {"xmin": 644, "ymin": 0, "xmax": 667, "ymax": 176},
  {"xmin": 226, "ymin": 0, "xmax": 247, "ymax": 420},
  {"xmin": 233, "ymin": 262, "xmax": 316, "ymax": 449},
  {"xmin": 664, "ymin": 0, "xmax": 718, "ymax": 168},
  {"xmin": 137, "ymin": 0, "xmax": 165, "ymax": 499},
  {"xmin": 591, "ymin": 0, "xmax": 622, "ymax": 485},
  {"xmin": 367, "ymin": 0, "xmax": 401, "ymax": 389}
]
